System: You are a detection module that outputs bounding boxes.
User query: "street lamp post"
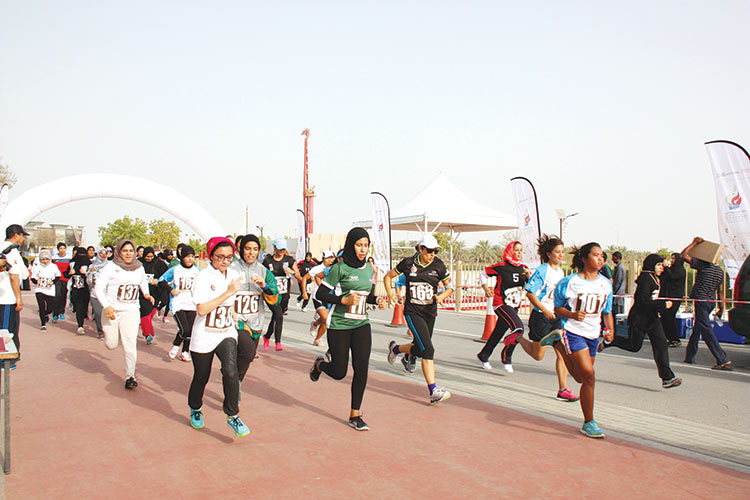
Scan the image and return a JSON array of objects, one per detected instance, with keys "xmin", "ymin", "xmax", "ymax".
[{"xmin": 555, "ymin": 209, "xmax": 579, "ymax": 241}]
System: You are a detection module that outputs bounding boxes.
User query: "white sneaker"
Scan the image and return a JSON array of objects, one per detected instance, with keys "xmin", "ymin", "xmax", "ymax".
[
  {"xmin": 309, "ymin": 321, "xmax": 318, "ymax": 337},
  {"xmin": 180, "ymin": 351, "xmax": 192, "ymax": 362},
  {"xmin": 477, "ymin": 354, "xmax": 492, "ymax": 370},
  {"xmin": 77, "ymin": 327, "xmax": 85, "ymax": 335},
  {"xmin": 430, "ymin": 387, "xmax": 451, "ymax": 405},
  {"xmin": 168, "ymin": 345, "xmax": 180, "ymax": 359},
  {"xmin": 301, "ymin": 307, "xmax": 307, "ymax": 313},
  {"xmin": 502, "ymin": 364, "xmax": 514, "ymax": 373},
  {"xmin": 387, "ymin": 340, "xmax": 398, "ymax": 364}
]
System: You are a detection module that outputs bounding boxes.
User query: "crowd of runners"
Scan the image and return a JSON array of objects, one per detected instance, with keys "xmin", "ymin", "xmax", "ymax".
[{"xmin": 0, "ymin": 222, "xmax": 733, "ymax": 439}]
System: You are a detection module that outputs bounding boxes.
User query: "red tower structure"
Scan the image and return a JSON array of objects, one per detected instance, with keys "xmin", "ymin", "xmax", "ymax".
[{"xmin": 302, "ymin": 129, "xmax": 315, "ymax": 237}]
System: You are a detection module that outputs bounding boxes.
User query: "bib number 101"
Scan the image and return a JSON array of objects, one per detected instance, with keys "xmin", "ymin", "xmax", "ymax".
[{"xmin": 574, "ymin": 293, "xmax": 603, "ymax": 315}]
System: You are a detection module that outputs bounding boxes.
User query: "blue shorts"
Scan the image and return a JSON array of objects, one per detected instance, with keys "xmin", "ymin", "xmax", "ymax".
[{"xmin": 561, "ymin": 330, "xmax": 599, "ymax": 357}]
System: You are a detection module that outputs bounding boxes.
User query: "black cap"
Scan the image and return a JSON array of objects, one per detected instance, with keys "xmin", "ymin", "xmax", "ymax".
[{"xmin": 5, "ymin": 224, "xmax": 29, "ymax": 238}]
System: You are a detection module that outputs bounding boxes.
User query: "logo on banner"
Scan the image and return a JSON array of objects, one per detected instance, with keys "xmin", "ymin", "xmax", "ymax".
[
  {"xmin": 523, "ymin": 214, "xmax": 531, "ymax": 227},
  {"xmin": 727, "ymin": 190, "xmax": 742, "ymax": 210},
  {"xmin": 378, "ymin": 223, "xmax": 384, "ymax": 231}
]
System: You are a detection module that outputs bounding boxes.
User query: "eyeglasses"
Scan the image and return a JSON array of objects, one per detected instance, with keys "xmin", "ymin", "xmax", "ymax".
[{"xmin": 213, "ymin": 254, "xmax": 234, "ymax": 262}]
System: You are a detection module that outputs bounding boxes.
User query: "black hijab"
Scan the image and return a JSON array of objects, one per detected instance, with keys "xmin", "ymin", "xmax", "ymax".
[
  {"xmin": 180, "ymin": 245, "xmax": 195, "ymax": 268},
  {"xmin": 342, "ymin": 227, "xmax": 370, "ymax": 268},
  {"xmin": 642, "ymin": 254, "xmax": 663, "ymax": 272},
  {"xmin": 239, "ymin": 234, "xmax": 261, "ymax": 264}
]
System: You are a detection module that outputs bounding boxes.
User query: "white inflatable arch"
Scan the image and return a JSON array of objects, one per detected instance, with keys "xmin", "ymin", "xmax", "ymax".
[{"xmin": 0, "ymin": 174, "xmax": 226, "ymax": 241}]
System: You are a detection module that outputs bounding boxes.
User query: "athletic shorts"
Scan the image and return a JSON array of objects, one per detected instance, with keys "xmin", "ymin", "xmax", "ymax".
[
  {"xmin": 313, "ymin": 299, "xmax": 325, "ymax": 311},
  {"xmin": 528, "ymin": 309, "xmax": 562, "ymax": 342},
  {"xmin": 561, "ymin": 330, "xmax": 599, "ymax": 357}
]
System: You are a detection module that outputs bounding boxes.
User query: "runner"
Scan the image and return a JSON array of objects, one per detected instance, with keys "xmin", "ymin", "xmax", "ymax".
[
  {"xmin": 552, "ymin": 242, "xmax": 614, "ymax": 438},
  {"xmin": 476, "ymin": 241, "xmax": 531, "ymax": 373},
  {"xmin": 297, "ymin": 252, "xmax": 317, "ymax": 312},
  {"xmin": 187, "ymin": 237, "xmax": 250, "ymax": 437},
  {"xmin": 308, "ymin": 227, "xmax": 387, "ymax": 431},
  {"xmin": 94, "ymin": 239, "xmax": 154, "ymax": 389},
  {"xmin": 86, "ymin": 248, "xmax": 109, "ymax": 340},
  {"xmin": 602, "ymin": 254, "xmax": 682, "ymax": 388},
  {"xmin": 139, "ymin": 247, "xmax": 167, "ymax": 345},
  {"xmin": 159, "ymin": 245, "xmax": 201, "ymax": 362},
  {"xmin": 301, "ymin": 250, "xmax": 336, "ymax": 346},
  {"xmin": 230, "ymin": 234, "xmax": 279, "ymax": 386},
  {"xmin": 384, "ymin": 234, "xmax": 453, "ymax": 405},
  {"xmin": 501, "ymin": 235, "xmax": 579, "ymax": 402},
  {"xmin": 66, "ymin": 249, "xmax": 91, "ymax": 335},
  {"xmin": 51, "ymin": 242, "xmax": 71, "ymax": 322},
  {"xmin": 31, "ymin": 249, "xmax": 60, "ymax": 331},
  {"xmin": 261, "ymin": 238, "xmax": 300, "ymax": 352}
]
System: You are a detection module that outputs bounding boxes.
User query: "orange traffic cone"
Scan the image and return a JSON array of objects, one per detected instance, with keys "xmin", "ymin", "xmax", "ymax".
[
  {"xmin": 474, "ymin": 297, "xmax": 496, "ymax": 342},
  {"xmin": 389, "ymin": 301, "xmax": 406, "ymax": 327}
]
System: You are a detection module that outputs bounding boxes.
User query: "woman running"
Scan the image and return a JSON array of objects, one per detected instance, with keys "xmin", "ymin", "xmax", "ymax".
[
  {"xmin": 302, "ymin": 250, "xmax": 336, "ymax": 346},
  {"xmin": 230, "ymin": 234, "xmax": 279, "ymax": 384},
  {"xmin": 384, "ymin": 234, "xmax": 453, "ymax": 405},
  {"xmin": 95, "ymin": 239, "xmax": 154, "ymax": 389},
  {"xmin": 309, "ymin": 228, "xmax": 387, "ymax": 431},
  {"xmin": 261, "ymin": 238, "xmax": 300, "ymax": 352},
  {"xmin": 188, "ymin": 237, "xmax": 249, "ymax": 437},
  {"xmin": 66, "ymin": 249, "xmax": 92, "ymax": 335},
  {"xmin": 552, "ymin": 242, "xmax": 614, "ymax": 438},
  {"xmin": 30, "ymin": 249, "xmax": 60, "ymax": 331},
  {"xmin": 159, "ymin": 245, "xmax": 201, "ymax": 362},
  {"xmin": 502, "ymin": 235, "xmax": 579, "ymax": 401},
  {"xmin": 603, "ymin": 254, "xmax": 682, "ymax": 388},
  {"xmin": 476, "ymin": 241, "xmax": 531, "ymax": 373},
  {"xmin": 660, "ymin": 253, "xmax": 686, "ymax": 347},
  {"xmin": 139, "ymin": 247, "xmax": 167, "ymax": 345},
  {"xmin": 297, "ymin": 252, "xmax": 317, "ymax": 311},
  {"xmin": 87, "ymin": 248, "xmax": 109, "ymax": 340}
]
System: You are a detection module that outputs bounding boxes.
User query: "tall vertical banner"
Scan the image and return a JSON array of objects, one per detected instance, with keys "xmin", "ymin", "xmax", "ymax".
[
  {"xmin": 705, "ymin": 140, "xmax": 750, "ymax": 282},
  {"xmin": 510, "ymin": 177, "xmax": 541, "ymax": 271},
  {"xmin": 296, "ymin": 209, "xmax": 307, "ymax": 262},
  {"xmin": 370, "ymin": 192, "xmax": 391, "ymax": 273}
]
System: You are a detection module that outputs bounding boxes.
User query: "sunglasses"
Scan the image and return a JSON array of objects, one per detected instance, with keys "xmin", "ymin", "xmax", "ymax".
[{"xmin": 422, "ymin": 247, "xmax": 439, "ymax": 255}]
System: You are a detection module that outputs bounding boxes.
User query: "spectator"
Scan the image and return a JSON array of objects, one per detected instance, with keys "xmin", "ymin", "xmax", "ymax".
[
  {"xmin": 612, "ymin": 251, "xmax": 626, "ymax": 315},
  {"xmin": 0, "ymin": 224, "xmax": 31, "ymax": 369},
  {"xmin": 599, "ymin": 252, "xmax": 613, "ymax": 281},
  {"xmin": 680, "ymin": 237, "xmax": 732, "ymax": 370},
  {"xmin": 660, "ymin": 253, "xmax": 686, "ymax": 347}
]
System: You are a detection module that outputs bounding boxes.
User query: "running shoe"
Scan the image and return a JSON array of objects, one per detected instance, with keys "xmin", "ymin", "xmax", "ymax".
[
  {"xmin": 668, "ymin": 340, "xmax": 682, "ymax": 348},
  {"xmin": 163, "ymin": 315, "xmax": 169, "ymax": 323},
  {"xmin": 309, "ymin": 321, "xmax": 318, "ymax": 337},
  {"xmin": 275, "ymin": 342, "xmax": 283, "ymax": 351},
  {"xmin": 310, "ymin": 356, "xmax": 324, "ymax": 382},
  {"xmin": 325, "ymin": 350, "xmax": 332, "ymax": 362},
  {"xmin": 387, "ymin": 340, "xmax": 398, "ymax": 364},
  {"xmin": 190, "ymin": 408, "xmax": 204, "ymax": 429},
  {"xmin": 712, "ymin": 361, "xmax": 733, "ymax": 371},
  {"xmin": 52, "ymin": 315, "xmax": 58, "ymax": 323},
  {"xmin": 180, "ymin": 351, "xmax": 192, "ymax": 363},
  {"xmin": 146, "ymin": 335, "xmax": 153, "ymax": 345},
  {"xmin": 500, "ymin": 345, "xmax": 513, "ymax": 373},
  {"xmin": 124, "ymin": 377, "xmax": 138, "ymax": 390},
  {"xmin": 227, "ymin": 416, "xmax": 250, "ymax": 437},
  {"xmin": 348, "ymin": 416, "xmax": 370, "ymax": 431},
  {"xmin": 503, "ymin": 332, "xmax": 522, "ymax": 346},
  {"xmin": 430, "ymin": 387, "xmax": 451, "ymax": 405},
  {"xmin": 313, "ymin": 339, "xmax": 320, "ymax": 346},
  {"xmin": 540, "ymin": 330, "xmax": 562, "ymax": 347},
  {"xmin": 168, "ymin": 345, "xmax": 180, "ymax": 359},
  {"xmin": 556, "ymin": 388, "xmax": 580, "ymax": 402},
  {"xmin": 263, "ymin": 337, "xmax": 270, "ymax": 352},
  {"xmin": 77, "ymin": 327, "xmax": 85, "ymax": 335},
  {"xmin": 402, "ymin": 354, "xmax": 415, "ymax": 373},
  {"xmin": 662, "ymin": 377, "xmax": 682, "ymax": 388},
  {"xmin": 301, "ymin": 307, "xmax": 307, "ymax": 313},
  {"xmin": 40, "ymin": 326, "xmax": 47, "ymax": 332},
  {"xmin": 477, "ymin": 354, "xmax": 492, "ymax": 370},
  {"xmin": 97, "ymin": 333, "xmax": 104, "ymax": 341},
  {"xmin": 580, "ymin": 420, "xmax": 605, "ymax": 439},
  {"xmin": 59, "ymin": 314, "xmax": 66, "ymax": 321}
]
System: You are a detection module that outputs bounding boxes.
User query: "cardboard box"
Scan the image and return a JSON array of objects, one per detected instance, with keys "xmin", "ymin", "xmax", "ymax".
[{"xmin": 689, "ymin": 240, "xmax": 724, "ymax": 264}]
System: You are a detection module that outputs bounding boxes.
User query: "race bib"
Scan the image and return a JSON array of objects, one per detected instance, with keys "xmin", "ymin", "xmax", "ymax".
[
  {"xmin": 504, "ymin": 286, "xmax": 523, "ymax": 308},
  {"xmin": 574, "ymin": 293, "xmax": 605, "ymax": 315},
  {"xmin": 72, "ymin": 275, "xmax": 86, "ymax": 289},
  {"xmin": 275, "ymin": 276, "xmax": 288, "ymax": 294},
  {"xmin": 205, "ymin": 304, "xmax": 234, "ymax": 331},
  {"xmin": 234, "ymin": 292, "xmax": 260, "ymax": 316},
  {"xmin": 145, "ymin": 273, "xmax": 154, "ymax": 283},
  {"xmin": 344, "ymin": 290, "xmax": 368, "ymax": 320},
  {"xmin": 38, "ymin": 277, "xmax": 54, "ymax": 289},
  {"xmin": 409, "ymin": 282, "xmax": 434, "ymax": 305},
  {"xmin": 117, "ymin": 284, "xmax": 140, "ymax": 303},
  {"xmin": 176, "ymin": 276, "xmax": 195, "ymax": 291}
]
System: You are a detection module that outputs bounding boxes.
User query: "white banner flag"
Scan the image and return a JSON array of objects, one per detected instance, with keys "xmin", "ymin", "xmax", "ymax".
[
  {"xmin": 296, "ymin": 209, "xmax": 306, "ymax": 262},
  {"xmin": 371, "ymin": 192, "xmax": 391, "ymax": 273},
  {"xmin": 705, "ymin": 140, "xmax": 750, "ymax": 282},
  {"xmin": 510, "ymin": 177, "xmax": 541, "ymax": 271}
]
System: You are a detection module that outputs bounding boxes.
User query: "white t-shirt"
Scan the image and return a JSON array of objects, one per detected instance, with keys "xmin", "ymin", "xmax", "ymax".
[
  {"xmin": 307, "ymin": 263, "xmax": 327, "ymax": 299},
  {"xmin": 170, "ymin": 265, "xmax": 200, "ymax": 313},
  {"xmin": 190, "ymin": 266, "xmax": 240, "ymax": 353},
  {"xmin": 0, "ymin": 241, "xmax": 28, "ymax": 305},
  {"xmin": 94, "ymin": 264, "xmax": 149, "ymax": 311},
  {"xmin": 554, "ymin": 273, "xmax": 613, "ymax": 340},
  {"xmin": 32, "ymin": 263, "xmax": 61, "ymax": 297}
]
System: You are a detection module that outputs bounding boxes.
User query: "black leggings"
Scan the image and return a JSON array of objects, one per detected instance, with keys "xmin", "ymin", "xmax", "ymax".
[
  {"xmin": 404, "ymin": 314, "xmax": 436, "ymax": 360},
  {"xmin": 54, "ymin": 280, "xmax": 68, "ymax": 316},
  {"xmin": 237, "ymin": 329, "xmax": 259, "ymax": 382},
  {"xmin": 71, "ymin": 288, "xmax": 89, "ymax": 328},
  {"xmin": 264, "ymin": 293, "xmax": 290, "ymax": 342},
  {"xmin": 319, "ymin": 323, "xmax": 372, "ymax": 411},
  {"xmin": 478, "ymin": 304, "xmax": 523, "ymax": 362},
  {"xmin": 35, "ymin": 293, "xmax": 55, "ymax": 326},
  {"xmin": 660, "ymin": 300, "xmax": 681, "ymax": 343},
  {"xmin": 610, "ymin": 319, "xmax": 675, "ymax": 381},
  {"xmin": 173, "ymin": 310, "xmax": 196, "ymax": 352},
  {"xmin": 189, "ymin": 337, "xmax": 239, "ymax": 416}
]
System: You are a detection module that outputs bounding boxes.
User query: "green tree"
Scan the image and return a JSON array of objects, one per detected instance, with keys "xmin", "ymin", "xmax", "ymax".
[
  {"xmin": 148, "ymin": 218, "xmax": 181, "ymax": 249},
  {"xmin": 0, "ymin": 158, "xmax": 17, "ymax": 188},
  {"xmin": 472, "ymin": 240, "xmax": 493, "ymax": 264},
  {"xmin": 98, "ymin": 216, "xmax": 149, "ymax": 246},
  {"xmin": 188, "ymin": 238, "xmax": 207, "ymax": 254}
]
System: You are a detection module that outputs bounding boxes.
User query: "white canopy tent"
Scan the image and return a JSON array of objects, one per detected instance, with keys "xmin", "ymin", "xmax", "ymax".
[{"xmin": 353, "ymin": 173, "xmax": 517, "ymax": 273}]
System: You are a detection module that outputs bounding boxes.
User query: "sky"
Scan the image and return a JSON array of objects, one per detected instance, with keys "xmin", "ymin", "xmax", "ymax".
[{"xmin": 2, "ymin": 1, "xmax": 749, "ymax": 252}]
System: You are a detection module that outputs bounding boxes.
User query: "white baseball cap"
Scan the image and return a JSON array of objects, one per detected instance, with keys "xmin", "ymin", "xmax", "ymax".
[
  {"xmin": 416, "ymin": 234, "xmax": 441, "ymax": 251},
  {"xmin": 322, "ymin": 250, "xmax": 335, "ymax": 258}
]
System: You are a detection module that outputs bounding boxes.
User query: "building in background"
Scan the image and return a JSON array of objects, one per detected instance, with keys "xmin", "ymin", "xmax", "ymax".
[{"xmin": 22, "ymin": 221, "xmax": 84, "ymax": 254}]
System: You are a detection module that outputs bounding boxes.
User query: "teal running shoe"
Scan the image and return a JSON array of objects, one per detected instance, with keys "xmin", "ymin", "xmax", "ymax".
[
  {"xmin": 227, "ymin": 415, "xmax": 250, "ymax": 436},
  {"xmin": 540, "ymin": 330, "xmax": 562, "ymax": 347},
  {"xmin": 581, "ymin": 420, "xmax": 605, "ymax": 439},
  {"xmin": 190, "ymin": 408, "xmax": 204, "ymax": 429}
]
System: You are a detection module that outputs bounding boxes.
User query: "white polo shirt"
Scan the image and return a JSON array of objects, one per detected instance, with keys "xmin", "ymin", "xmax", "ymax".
[
  {"xmin": 190, "ymin": 265, "xmax": 240, "ymax": 353},
  {"xmin": 0, "ymin": 241, "xmax": 28, "ymax": 305}
]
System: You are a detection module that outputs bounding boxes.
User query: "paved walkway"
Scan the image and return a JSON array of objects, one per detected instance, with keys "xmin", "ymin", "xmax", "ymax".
[{"xmin": 3, "ymin": 296, "xmax": 749, "ymax": 499}]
